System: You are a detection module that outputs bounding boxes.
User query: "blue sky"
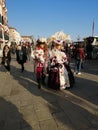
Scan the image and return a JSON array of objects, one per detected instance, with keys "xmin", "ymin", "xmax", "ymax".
[{"xmin": 6, "ymin": 0, "xmax": 98, "ymax": 41}]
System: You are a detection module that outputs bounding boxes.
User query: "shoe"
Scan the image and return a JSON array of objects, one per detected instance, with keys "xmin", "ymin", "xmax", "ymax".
[
  {"xmin": 60, "ymin": 86, "xmax": 66, "ymax": 90},
  {"xmin": 78, "ymin": 72, "xmax": 81, "ymax": 75}
]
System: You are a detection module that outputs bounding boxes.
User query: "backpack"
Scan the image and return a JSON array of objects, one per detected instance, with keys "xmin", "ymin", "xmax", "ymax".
[{"xmin": 19, "ymin": 50, "xmax": 23, "ymax": 60}]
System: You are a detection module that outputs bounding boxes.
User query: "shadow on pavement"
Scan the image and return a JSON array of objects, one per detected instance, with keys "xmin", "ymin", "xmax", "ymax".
[
  {"xmin": 0, "ymin": 97, "xmax": 33, "ymax": 130},
  {"xmin": 68, "ymin": 76, "xmax": 98, "ymax": 105},
  {"xmin": 9, "ymin": 63, "xmax": 98, "ymax": 130}
]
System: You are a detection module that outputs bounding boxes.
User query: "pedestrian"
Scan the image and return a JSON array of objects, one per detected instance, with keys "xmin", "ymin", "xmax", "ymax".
[
  {"xmin": 1, "ymin": 44, "xmax": 11, "ymax": 73},
  {"xmin": 26, "ymin": 43, "xmax": 31, "ymax": 61},
  {"xmin": 74, "ymin": 43, "xmax": 85, "ymax": 74},
  {"xmin": 16, "ymin": 45, "xmax": 27, "ymax": 72},
  {"xmin": 31, "ymin": 39, "xmax": 48, "ymax": 89},
  {"xmin": 48, "ymin": 40, "xmax": 70, "ymax": 90}
]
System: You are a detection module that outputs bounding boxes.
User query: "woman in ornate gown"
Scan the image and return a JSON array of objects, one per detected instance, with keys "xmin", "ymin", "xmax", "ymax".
[{"xmin": 48, "ymin": 40, "xmax": 70, "ymax": 90}]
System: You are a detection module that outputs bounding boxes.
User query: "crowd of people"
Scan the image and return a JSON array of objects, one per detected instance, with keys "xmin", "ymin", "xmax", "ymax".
[
  {"xmin": 30, "ymin": 39, "xmax": 85, "ymax": 90},
  {"xmin": 0, "ymin": 39, "xmax": 86, "ymax": 90},
  {"xmin": 1, "ymin": 42, "xmax": 31, "ymax": 73}
]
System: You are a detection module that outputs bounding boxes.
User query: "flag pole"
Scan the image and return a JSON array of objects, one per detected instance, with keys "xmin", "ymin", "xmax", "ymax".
[{"xmin": 92, "ymin": 19, "xmax": 94, "ymax": 37}]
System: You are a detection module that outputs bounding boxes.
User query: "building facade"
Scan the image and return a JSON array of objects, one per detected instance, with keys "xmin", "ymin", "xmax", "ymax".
[
  {"xmin": 21, "ymin": 36, "xmax": 33, "ymax": 44},
  {"xmin": 0, "ymin": 0, "xmax": 9, "ymax": 56},
  {"xmin": 9, "ymin": 27, "xmax": 21, "ymax": 46}
]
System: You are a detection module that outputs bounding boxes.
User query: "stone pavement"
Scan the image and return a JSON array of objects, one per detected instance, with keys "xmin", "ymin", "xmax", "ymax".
[{"xmin": 0, "ymin": 56, "xmax": 98, "ymax": 130}]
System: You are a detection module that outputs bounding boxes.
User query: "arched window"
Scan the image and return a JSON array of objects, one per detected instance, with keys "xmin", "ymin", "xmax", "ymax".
[
  {"xmin": 2, "ymin": 16, "xmax": 4, "ymax": 24},
  {"xmin": 0, "ymin": 14, "xmax": 2, "ymax": 23},
  {"xmin": 0, "ymin": 5, "xmax": 2, "ymax": 24},
  {"xmin": 4, "ymin": 31, "xmax": 9, "ymax": 40},
  {"xmin": 0, "ymin": 29, "xmax": 3, "ymax": 38}
]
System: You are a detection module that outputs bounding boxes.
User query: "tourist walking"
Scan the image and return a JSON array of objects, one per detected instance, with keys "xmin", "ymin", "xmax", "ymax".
[
  {"xmin": 16, "ymin": 45, "xmax": 27, "ymax": 72},
  {"xmin": 74, "ymin": 43, "xmax": 85, "ymax": 74},
  {"xmin": 26, "ymin": 43, "xmax": 31, "ymax": 61},
  {"xmin": 1, "ymin": 45, "xmax": 11, "ymax": 73}
]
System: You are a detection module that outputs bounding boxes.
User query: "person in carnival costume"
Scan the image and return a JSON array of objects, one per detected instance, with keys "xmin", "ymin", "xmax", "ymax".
[
  {"xmin": 48, "ymin": 40, "xmax": 70, "ymax": 90},
  {"xmin": 31, "ymin": 39, "xmax": 48, "ymax": 89}
]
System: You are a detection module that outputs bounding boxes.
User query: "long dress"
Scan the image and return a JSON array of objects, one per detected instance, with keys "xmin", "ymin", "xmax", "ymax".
[
  {"xmin": 31, "ymin": 47, "xmax": 48, "ymax": 88},
  {"xmin": 48, "ymin": 48, "xmax": 70, "ymax": 90}
]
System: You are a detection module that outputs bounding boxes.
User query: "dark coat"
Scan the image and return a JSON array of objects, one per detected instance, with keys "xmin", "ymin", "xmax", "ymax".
[
  {"xmin": 1, "ymin": 50, "xmax": 11, "ymax": 65},
  {"xmin": 16, "ymin": 49, "xmax": 27, "ymax": 64}
]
